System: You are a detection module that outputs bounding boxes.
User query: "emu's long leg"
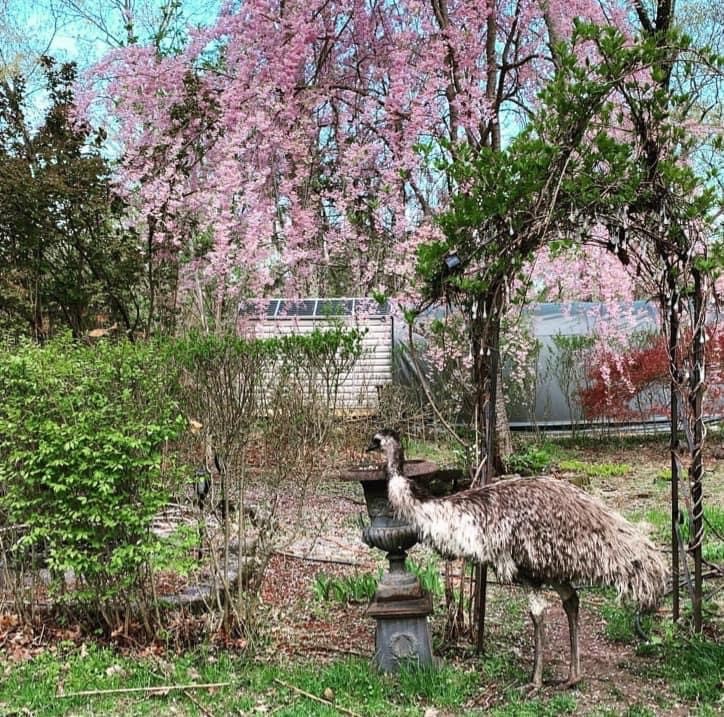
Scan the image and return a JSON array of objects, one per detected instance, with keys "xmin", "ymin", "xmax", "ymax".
[
  {"xmin": 554, "ymin": 583, "xmax": 580, "ymax": 687},
  {"xmin": 527, "ymin": 592, "xmax": 548, "ymax": 690}
]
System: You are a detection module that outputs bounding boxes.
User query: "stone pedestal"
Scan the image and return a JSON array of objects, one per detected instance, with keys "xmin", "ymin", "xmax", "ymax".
[
  {"xmin": 339, "ymin": 459, "xmax": 467, "ymax": 672},
  {"xmin": 366, "ymin": 552, "xmax": 434, "ymax": 671},
  {"xmin": 370, "ymin": 612, "xmax": 434, "ymax": 672},
  {"xmin": 356, "ymin": 465, "xmax": 436, "ymax": 672}
]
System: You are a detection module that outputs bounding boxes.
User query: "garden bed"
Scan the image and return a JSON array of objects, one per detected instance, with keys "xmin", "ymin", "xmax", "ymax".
[{"xmin": 1, "ymin": 434, "xmax": 723, "ymax": 716}]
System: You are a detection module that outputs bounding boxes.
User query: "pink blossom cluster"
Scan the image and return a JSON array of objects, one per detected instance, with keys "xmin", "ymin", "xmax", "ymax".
[{"xmin": 80, "ymin": 0, "xmax": 631, "ymax": 316}]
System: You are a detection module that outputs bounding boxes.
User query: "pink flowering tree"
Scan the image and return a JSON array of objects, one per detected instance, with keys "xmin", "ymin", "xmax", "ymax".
[{"xmin": 80, "ymin": 0, "xmax": 633, "ymax": 334}]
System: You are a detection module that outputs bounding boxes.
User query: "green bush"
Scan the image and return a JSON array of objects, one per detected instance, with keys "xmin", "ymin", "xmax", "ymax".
[
  {"xmin": 0, "ymin": 335, "xmax": 185, "ymax": 632},
  {"xmin": 505, "ymin": 443, "xmax": 556, "ymax": 475}
]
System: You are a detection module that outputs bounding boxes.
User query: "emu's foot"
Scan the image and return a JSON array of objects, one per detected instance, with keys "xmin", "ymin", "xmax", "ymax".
[
  {"xmin": 562, "ymin": 676, "xmax": 582, "ymax": 690},
  {"xmin": 520, "ymin": 682, "xmax": 542, "ymax": 698}
]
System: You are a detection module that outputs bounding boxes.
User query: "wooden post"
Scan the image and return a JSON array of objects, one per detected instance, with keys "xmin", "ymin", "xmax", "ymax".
[
  {"xmin": 668, "ymin": 286, "xmax": 680, "ymax": 623},
  {"xmin": 471, "ymin": 292, "xmax": 487, "ymax": 653},
  {"xmin": 689, "ymin": 269, "xmax": 705, "ymax": 633},
  {"xmin": 472, "ymin": 287, "xmax": 503, "ymax": 653}
]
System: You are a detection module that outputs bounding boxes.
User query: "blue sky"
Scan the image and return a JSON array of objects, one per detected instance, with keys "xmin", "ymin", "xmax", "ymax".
[{"xmin": 2, "ymin": 0, "xmax": 220, "ymax": 70}]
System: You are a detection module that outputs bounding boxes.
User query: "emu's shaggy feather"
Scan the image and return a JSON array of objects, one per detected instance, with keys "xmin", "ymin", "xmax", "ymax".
[
  {"xmin": 392, "ymin": 474, "xmax": 666, "ymax": 609},
  {"xmin": 367, "ymin": 429, "xmax": 668, "ymax": 689}
]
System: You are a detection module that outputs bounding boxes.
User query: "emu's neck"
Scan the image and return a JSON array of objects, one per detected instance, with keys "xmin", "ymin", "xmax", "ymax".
[
  {"xmin": 383, "ymin": 441, "xmax": 405, "ymax": 477},
  {"xmin": 383, "ymin": 442, "xmax": 421, "ymax": 524}
]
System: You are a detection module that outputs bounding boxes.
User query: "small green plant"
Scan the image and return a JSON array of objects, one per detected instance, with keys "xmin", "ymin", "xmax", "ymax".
[
  {"xmin": 505, "ymin": 443, "xmax": 557, "ymax": 475},
  {"xmin": 599, "ymin": 600, "xmax": 651, "ymax": 642},
  {"xmin": 314, "ymin": 560, "xmax": 444, "ymax": 605},
  {"xmin": 405, "ymin": 557, "xmax": 444, "ymax": 597},
  {"xmin": 654, "ymin": 468, "xmax": 671, "ymax": 482},
  {"xmin": 558, "ymin": 458, "xmax": 631, "ymax": 477},
  {"xmin": 312, "ymin": 571, "xmax": 379, "ymax": 603}
]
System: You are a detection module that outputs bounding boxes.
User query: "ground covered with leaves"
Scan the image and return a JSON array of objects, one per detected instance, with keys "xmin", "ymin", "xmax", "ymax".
[{"xmin": 1, "ymin": 432, "xmax": 723, "ymax": 716}]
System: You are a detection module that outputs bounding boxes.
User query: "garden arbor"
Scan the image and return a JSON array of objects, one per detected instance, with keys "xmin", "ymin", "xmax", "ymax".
[{"xmin": 415, "ymin": 21, "xmax": 721, "ymax": 641}]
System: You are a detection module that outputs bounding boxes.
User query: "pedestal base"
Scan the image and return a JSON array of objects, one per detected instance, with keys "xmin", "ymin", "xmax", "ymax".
[{"xmin": 367, "ymin": 595, "xmax": 434, "ymax": 672}]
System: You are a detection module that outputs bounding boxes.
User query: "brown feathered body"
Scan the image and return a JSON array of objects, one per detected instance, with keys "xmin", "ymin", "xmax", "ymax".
[{"xmin": 390, "ymin": 472, "xmax": 667, "ymax": 609}]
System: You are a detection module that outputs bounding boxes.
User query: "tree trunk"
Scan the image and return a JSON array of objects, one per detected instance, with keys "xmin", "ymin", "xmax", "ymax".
[{"xmin": 495, "ymin": 363, "xmax": 512, "ymax": 470}]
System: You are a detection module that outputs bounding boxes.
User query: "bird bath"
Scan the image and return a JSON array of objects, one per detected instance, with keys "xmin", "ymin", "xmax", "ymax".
[{"xmin": 338, "ymin": 459, "xmax": 440, "ymax": 672}]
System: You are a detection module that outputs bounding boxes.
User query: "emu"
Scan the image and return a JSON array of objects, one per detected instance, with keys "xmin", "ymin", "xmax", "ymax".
[{"xmin": 366, "ymin": 429, "xmax": 668, "ymax": 690}]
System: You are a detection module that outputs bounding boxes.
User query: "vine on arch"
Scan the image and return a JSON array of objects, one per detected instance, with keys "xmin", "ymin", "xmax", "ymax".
[{"xmin": 414, "ymin": 20, "xmax": 722, "ymax": 637}]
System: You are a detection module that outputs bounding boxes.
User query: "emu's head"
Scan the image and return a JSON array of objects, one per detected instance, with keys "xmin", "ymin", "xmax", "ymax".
[{"xmin": 366, "ymin": 428, "xmax": 404, "ymax": 472}]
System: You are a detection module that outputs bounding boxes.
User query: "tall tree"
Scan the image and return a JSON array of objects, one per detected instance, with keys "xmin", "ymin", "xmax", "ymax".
[{"xmin": 0, "ymin": 57, "xmax": 143, "ymax": 338}]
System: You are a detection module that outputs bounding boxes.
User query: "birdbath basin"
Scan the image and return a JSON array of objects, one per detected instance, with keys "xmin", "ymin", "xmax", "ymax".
[{"xmin": 338, "ymin": 459, "xmax": 439, "ymax": 672}]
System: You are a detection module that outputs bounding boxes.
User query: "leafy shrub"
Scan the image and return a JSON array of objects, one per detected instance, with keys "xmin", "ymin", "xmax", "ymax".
[
  {"xmin": 505, "ymin": 443, "xmax": 556, "ymax": 475},
  {"xmin": 0, "ymin": 335, "xmax": 185, "ymax": 632}
]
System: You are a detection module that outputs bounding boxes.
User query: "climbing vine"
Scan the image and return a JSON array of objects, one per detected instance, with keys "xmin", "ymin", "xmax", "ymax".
[{"xmin": 415, "ymin": 20, "xmax": 723, "ymax": 635}]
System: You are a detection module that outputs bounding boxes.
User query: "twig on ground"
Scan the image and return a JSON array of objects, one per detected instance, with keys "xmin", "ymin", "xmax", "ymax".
[
  {"xmin": 273, "ymin": 677, "xmax": 362, "ymax": 717},
  {"xmin": 151, "ymin": 668, "xmax": 216, "ymax": 717},
  {"xmin": 296, "ymin": 643, "xmax": 368, "ymax": 659},
  {"xmin": 181, "ymin": 687, "xmax": 216, "ymax": 717},
  {"xmin": 59, "ymin": 682, "xmax": 230, "ymax": 698},
  {"xmin": 273, "ymin": 551, "xmax": 361, "ymax": 567}
]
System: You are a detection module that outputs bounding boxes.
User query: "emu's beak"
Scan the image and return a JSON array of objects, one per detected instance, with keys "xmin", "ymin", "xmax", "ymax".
[{"xmin": 365, "ymin": 439, "xmax": 380, "ymax": 452}]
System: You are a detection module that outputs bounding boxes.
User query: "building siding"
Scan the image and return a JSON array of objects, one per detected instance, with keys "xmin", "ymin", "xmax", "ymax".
[{"xmin": 252, "ymin": 315, "xmax": 393, "ymax": 411}]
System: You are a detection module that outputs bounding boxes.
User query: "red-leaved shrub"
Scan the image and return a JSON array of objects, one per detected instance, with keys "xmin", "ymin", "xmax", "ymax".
[{"xmin": 580, "ymin": 328, "xmax": 724, "ymax": 422}]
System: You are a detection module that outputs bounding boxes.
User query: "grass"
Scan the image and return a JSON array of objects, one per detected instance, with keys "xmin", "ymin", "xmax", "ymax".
[
  {"xmin": 637, "ymin": 631, "xmax": 724, "ymax": 705},
  {"xmin": 635, "ymin": 505, "xmax": 724, "ymax": 562},
  {"xmin": 551, "ymin": 431, "xmax": 670, "ymax": 451},
  {"xmin": 597, "ymin": 598, "xmax": 653, "ymax": 643},
  {"xmin": 485, "ymin": 692, "xmax": 577, "ymax": 716},
  {"xmin": 557, "ymin": 458, "xmax": 631, "ymax": 478},
  {"xmin": 2, "ymin": 601, "xmax": 722, "ymax": 717},
  {"xmin": 591, "ymin": 591, "xmax": 724, "ymax": 709},
  {"xmin": 0, "ymin": 643, "xmax": 243, "ymax": 716},
  {"xmin": 0, "ymin": 644, "xmax": 577, "ymax": 717},
  {"xmin": 405, "ymin": 438, "xmax": 461, "ymax": 467}
]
